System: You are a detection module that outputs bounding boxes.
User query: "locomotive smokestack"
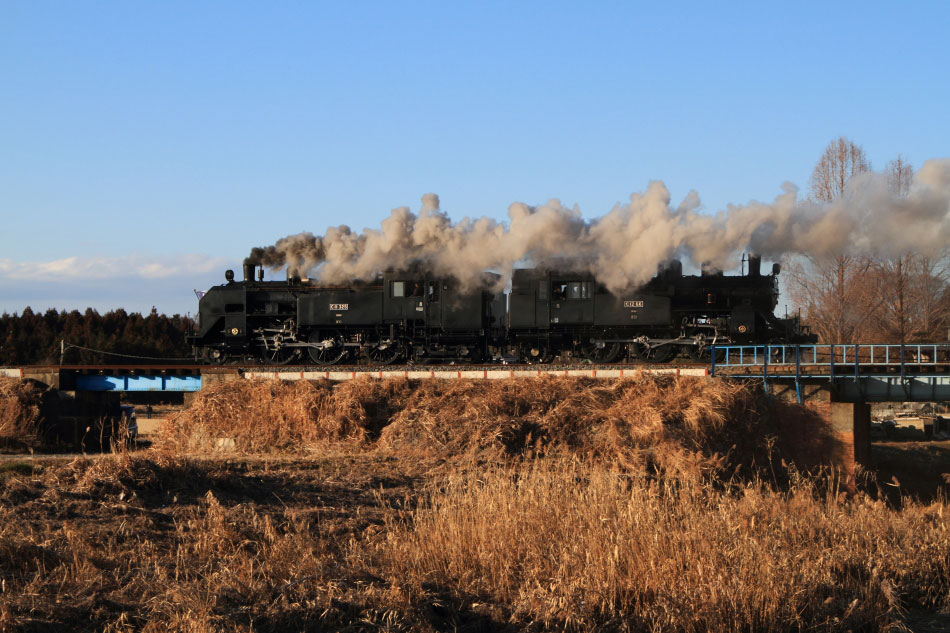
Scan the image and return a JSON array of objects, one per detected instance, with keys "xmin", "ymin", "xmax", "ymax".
[
  {"xmin": 243, "ymin": 262, "xmax": 255, "ymax": 282},
  {"xmin": 748, "ymin": 254, "xmax": 761, "ymax": 277}
]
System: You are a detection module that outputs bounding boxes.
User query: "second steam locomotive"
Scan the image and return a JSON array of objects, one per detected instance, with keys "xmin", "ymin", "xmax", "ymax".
[{"xmin": 187, "ymin": 255, "xmax": 813, "ymax": 365}]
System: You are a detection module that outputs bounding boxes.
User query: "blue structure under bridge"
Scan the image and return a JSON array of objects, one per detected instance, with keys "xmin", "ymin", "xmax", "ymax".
[
  {"xmin": 75, "ymin": 373, "xmax": 202, "ymax": 392},
  {"xmin": 710, "ymin": 343, "xmax": 950, "ymax": 403}
]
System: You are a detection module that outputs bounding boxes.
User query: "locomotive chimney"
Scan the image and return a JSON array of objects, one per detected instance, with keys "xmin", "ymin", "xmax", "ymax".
[
  {"xmin": 748, "ymin": 254, "xmax": 761, "ymax": 277},
  {"xmin": 658, "ymin": 259, "xmax": 682, "ymax": 280},
  {"xmin": 243, "ymin": 262, "xmax": 255, "ymax": 281}
]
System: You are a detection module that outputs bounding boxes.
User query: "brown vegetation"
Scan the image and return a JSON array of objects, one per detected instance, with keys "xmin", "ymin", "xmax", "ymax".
[
  {"xmin": 0, "ymin": 376, "xmax": 44, "ymax": 447},
  {"xmin": 159, "ymin": 375, "xmax": 821, "ymax": 474},
  {"xmin": 2, "ymin": 376, "xmax": 949, "ymax": 631},
  {"xmin": 387, "ymin": 460, "xmax": 950, "ymax": 631}
]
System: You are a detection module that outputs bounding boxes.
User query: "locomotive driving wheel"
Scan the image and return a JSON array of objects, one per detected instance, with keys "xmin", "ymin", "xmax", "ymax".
[
  {"xmin": 686, "ymin": 342, "xmax": 725, "ymax": 363},
  {"xmin": 308, "ymin": 330, "xmax": 347, "ymax": 365},
  {"xmin": 262, "ymin": 342, "xmax": 298, "ymax": 365},
  {"xmin": 259, "ymin": 331, "xmax": 298, "ymax": 365},
  {"xmin": 364, "ymin": 340, "xmax": 402, "ymax": 365},
  {"xmin": 522, "ymin": 343, "xmax": 552, "ymax": 364},
  {"xmin": 629, "ymin": 342, "xmax": 676, "ymax": 363},
  {"xmin": 581, "ymin": 331, "xmax": 621, "ymax": 363}
]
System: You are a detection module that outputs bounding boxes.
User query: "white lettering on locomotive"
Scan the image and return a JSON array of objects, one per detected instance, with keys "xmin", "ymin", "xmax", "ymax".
[
  {"xmin": 329, "ymin": 303, "xmax": 349, "ymax": 310},
  {"xmin": 624, "ymin": 300, "xmax": 644, "ymax": 308}
]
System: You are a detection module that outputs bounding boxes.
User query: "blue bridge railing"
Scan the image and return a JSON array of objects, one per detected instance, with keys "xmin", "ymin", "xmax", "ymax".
[
  {"xmin": 710, "ymin": 343, "xmax": 950, "ymax": 371},
  {"xmin": 709, "ymin": 343, "xmax": 950, "ymax": 403}
]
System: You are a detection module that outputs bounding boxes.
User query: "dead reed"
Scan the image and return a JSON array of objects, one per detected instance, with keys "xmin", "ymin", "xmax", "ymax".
[
  {"xmin": 383, "ymin": 458, "xmax": 950, "ymax": 631},
  {"xmin": 0, "ymin": 448, "xmax": 947, "ymax": 630},
  {"xmin": 160, "ymin": 375, "xmax": 790, "ymax": 472},
  {"xmin": 156, "ymin": 378, "xmax": 416, "ymax": 453},
  {"xmin": 0, "ymin": 376, "xmax": 43, "ymax": 447}
]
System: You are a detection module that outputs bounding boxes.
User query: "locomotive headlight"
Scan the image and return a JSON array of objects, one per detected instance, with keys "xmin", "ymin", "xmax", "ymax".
[
  {"xmin": 231, "ymin": 327, "xmax": 239, "ymax": 335},
  {"xmin": 737, "ymin": 325, "xmax": 748, "ymax": 333}
]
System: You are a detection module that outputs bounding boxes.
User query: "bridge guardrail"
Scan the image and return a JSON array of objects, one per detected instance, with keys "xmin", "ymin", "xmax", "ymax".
[
  {"xmin": 711, "ymin": 343, "xmax": 950, "ymax": 371},
  {"xmin": 709, "ymin": 343, "xmax": 950, "ymax": 403}
]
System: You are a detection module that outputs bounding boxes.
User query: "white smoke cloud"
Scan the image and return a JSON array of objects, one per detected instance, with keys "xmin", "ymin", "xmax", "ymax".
[{"xmin": 247, "ymin": 158, "xmax": 950, "ymax": 293}]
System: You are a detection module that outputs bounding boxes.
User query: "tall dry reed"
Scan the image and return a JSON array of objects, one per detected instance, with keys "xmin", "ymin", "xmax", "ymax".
[
  {"xmin": 383, "ymin": 459, "xmax": 950, "ymax": 631},
  {"xmin": 0, "ymin": 376, "xmax": 43, "ymax": 446},
  {"xmin": 160, "ymin": 375, "xmax": 791, "ymax": 475}
]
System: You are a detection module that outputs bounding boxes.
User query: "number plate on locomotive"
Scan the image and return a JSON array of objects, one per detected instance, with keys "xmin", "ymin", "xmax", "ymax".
[
  {"xmin": 329, "ymin": 303, "xmax": 349, "ymax": 310},
  {"xmin": 624, "ymin": 300, "xmax": 644, "ymax": 308}
]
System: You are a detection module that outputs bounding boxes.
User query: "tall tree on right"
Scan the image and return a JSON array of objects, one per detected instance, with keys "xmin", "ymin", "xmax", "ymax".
[
  {"xmin": 874, "ymin": 155, "xmax": 950, "ymax": 342},
  {"xmin": 787, "ymin": 137, "xmax": 879, "ymax": 343},
  {"xmin": 876, "ymin": 156, "xmax": 915, "ymax": 343},
  {"xmin": 809, "ymin": 136, "xmax": 872, "ymax": 202}
]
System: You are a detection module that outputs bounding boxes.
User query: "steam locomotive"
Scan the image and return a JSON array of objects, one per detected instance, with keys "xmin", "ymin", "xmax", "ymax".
[{"xmin": 186, "ymin": 255, "xmax": 813, "ymax": 365}]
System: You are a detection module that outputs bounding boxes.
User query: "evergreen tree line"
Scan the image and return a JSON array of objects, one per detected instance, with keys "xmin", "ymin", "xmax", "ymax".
[{"xmin": 0, "ymin": 307, "xmax": 196, "ymax": 365}]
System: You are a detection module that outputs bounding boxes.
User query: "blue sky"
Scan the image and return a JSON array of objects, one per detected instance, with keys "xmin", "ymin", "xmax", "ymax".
[{"xmin": 1, "ymin": 1, "xmax": 948, "ymax": 316}]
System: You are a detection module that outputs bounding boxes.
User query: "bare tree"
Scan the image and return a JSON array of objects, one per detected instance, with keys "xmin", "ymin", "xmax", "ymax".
[
  {"xmin": 791, "ymin": 137, "xmax": 876, "ymax": 342},
  {"xmin": 874, "ymin": 156, "xmax": 916, "ymax": 342},
  {"xmin": 905, "ymin": 254, "xmax": 950, "ymax": 341},
  {"xmin": 785, "ymin": 254, "xmax": 883, "ymax": 344},
  {"xmin": 885, "ymin": 154, "xmax": 913, "ymax": 196},
  {"xmin": 809, "ymin": 136, "xmax": 871, "ymax": 202}
]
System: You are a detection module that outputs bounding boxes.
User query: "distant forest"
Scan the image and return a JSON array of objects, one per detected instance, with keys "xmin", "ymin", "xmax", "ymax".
[{"xmin": 0, "ymin": 308, "xmax": 196, "ymax": 365}]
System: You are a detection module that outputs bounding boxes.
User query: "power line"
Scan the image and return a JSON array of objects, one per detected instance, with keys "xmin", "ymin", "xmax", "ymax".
[{"xmin": 60, "ymin": 340, "xmax": 195, "ymax": 364}]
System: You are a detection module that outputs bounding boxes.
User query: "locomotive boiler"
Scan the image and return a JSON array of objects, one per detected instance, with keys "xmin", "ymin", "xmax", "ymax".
[
  {"xmin": 187, "ymin": 255, "xmax": 813, "ymax": 365},
  {"xmin": 186, "ymin": 263, "xmax": 503, "ymax": 365}
]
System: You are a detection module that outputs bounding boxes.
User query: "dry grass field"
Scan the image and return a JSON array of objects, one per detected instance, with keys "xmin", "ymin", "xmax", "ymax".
[{"xmin": 1, "ymin": 375, "xmax": 949, "ymax": 632}]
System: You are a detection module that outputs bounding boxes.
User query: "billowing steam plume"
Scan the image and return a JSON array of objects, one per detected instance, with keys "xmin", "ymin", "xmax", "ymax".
[{"xmin": 246, "ymin": 159, "xmax": 950, "ymax": 293}]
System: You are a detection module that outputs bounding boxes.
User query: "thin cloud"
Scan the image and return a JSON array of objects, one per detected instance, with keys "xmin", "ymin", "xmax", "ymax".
[{"xmin": 0, "ymin": 253, "xmax": 234, "ymax": 282}]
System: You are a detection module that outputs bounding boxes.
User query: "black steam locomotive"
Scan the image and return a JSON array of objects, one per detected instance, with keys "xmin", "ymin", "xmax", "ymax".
[{"xmin": 186, "ymin": 255, "xmax": 813, "ymax": 365}]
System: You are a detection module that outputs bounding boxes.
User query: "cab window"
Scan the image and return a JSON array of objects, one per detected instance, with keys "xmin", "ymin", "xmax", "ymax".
[
  {"xmin": 565, "ymin": 282, "xmax": 591, "ymax": 299},
  {"xmin": 392, "ymin": 281, "xmax": 405, "ymax": 297}
]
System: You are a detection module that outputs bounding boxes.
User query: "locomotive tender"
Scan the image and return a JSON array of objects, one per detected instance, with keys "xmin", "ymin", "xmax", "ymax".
[{"xmin": 187, "ymin": 255, "xmax": 813, "ymax": 365}]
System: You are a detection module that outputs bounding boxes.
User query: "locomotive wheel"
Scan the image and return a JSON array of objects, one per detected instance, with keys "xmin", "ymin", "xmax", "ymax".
[
  {"xmin": 204, "ymin": 347, "xmax": 230, "ymax": 365},
  {"xmin": 686, "ymin": 344, "xmax": 725, "ymax": 363},
  {"xmin": 630, "ymin": 342, "xmax": 675, "ymax": 363},
  {"xmin": 261, "ymin": 340, "xmax": 298, "ymax": 365},
  {"xmin": 581, "ymin": 332, "xmax": 620, "ymax": 363},
  {"xmin": 467, "ymin": 346, "xmax": 485, "ymax": 364},
  {"xmin": 649, "ymin": 344, "xmax": 676, "ymax": 363},
  {"xmin": 365, "ymin": 341, "xmax": 402, "ymax": 365},
  {"xmin": 308, "ymin": 330, "xmax": 347, "ymax": 365},
  {"xmin": 522, "ymin": 344, "xmax": 552, "ymax": 364}
]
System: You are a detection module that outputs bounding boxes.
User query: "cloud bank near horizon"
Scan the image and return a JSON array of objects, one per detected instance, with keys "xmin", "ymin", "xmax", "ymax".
[
  {"xmin": 0, "ymin": 253, "xmax": 238, "ymax": 316},
  {"xmin": 0, "ymin": 253, "xmax": 235, "ymax": 283}
]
